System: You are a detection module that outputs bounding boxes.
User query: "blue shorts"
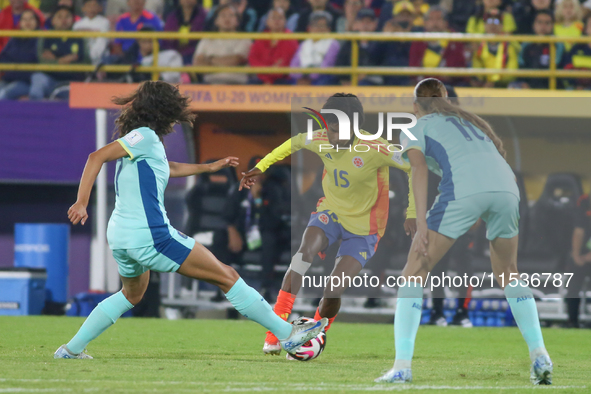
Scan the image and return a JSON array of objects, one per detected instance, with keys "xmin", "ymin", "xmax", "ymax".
[
  {"xmin": 307, "ymin": 211, "xmax": 379, "ymax": 267},
  {"xmin": 427, "ymin": 192, "xmax": 520, "ymax": 240},
  {"xmin": 112, "ymin": 229, "xmax": 196, "ymax": 278}
]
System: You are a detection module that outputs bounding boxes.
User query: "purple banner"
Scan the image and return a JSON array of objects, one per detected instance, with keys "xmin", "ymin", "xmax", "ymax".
[{"xmin": 0, "ymin": 102, "xmax": 96, "ymax": 184}]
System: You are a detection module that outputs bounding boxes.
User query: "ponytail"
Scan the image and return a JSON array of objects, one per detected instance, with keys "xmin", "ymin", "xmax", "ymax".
[{"xmin": 414, "ymin": 78, "xmax": 507, "ymax": 159}]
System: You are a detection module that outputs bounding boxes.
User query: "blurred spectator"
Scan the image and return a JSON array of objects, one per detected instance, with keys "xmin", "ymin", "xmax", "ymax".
[
  {"xmin": 105, "ymin": 0, "xmax": 164, "ymax": 26},
  {"xmin": 295, "ymin": 0, "xmax": 341, "ymax": 32},
  {"xmin": 514, "ymin": 10, "xmax": 565, "ymax": 89},
  {"xmin": 466, "ymin": 0, "xmax": 516, "ymax": 34},
  {"xmin": 257, "ymin": 0, "xmax": 298, "ymax": 32},
  {"xmin": 513, "ymin": 0, "xmax": 553, "ymax": 35},
  {"xmin": 440, "ymin": 0, "xmax": 476, "ymax": 32},
  {"xmin": 162, "ymin": 0, "xmax": 207, "ymax": 65},
  {"xmin": 0, "ymin": 0, "xmax": 40, "ymax": 10},
  {"xmin": 0, "ymin": 0, "xmax": 45, "ymax": 53},
  {"xmin": 371, "ymin": 16, "xmax": 412, "ymax": 85},
  {"xmin": 114, "ymin": 26, "xmax": 183, "ymax": 82},
  {"xmin": 289, "ymin": 10, "xmax": 339, "ymax": 84},
  {"xmin": 335, "ymin": 8, "xmax": 379, "ymax": 85},
  {"xmin": 472, "ymin": 12, "xmax": 520, "ymax": 87},
  {"xmin": 248, "ymin": 0, "xmax": 272, "ymax": 20},
  {"xmin": 0, "ymin": 8, "xmax": 39, "ymax": 100},
  {"xmin": 554, "ymin": 0, "xmax": 583, "ymax": 52},
  {"xmin": 193, "ymin": 4, "xmax": 251, "ymax": 84},
  {"xmin": 224, "ymin": 156, "xmax": 289, "ymax": 299},
  {"xmin": 31, "ymin": 6, "xmax": 88, "ymax": 100},
  {"xmin": 409, "ymin": 0, "xmax": 429, "ymax": 26},
  {"xmin": 248, "ymin": 7, "xmax": 298, "ymax": 84},
  {"xmin": 563, "ymin": 14, "xmax": 591, "ymax": 89},
  {"xmin": 378, "ymin": 0, "xmax": 420, "ymax": 30},
  {"xmin": 43, "ymin": 0, "xmax": 81, "ymax": 28},
  {"xmin": 73, "ymin": 0, "xmax": 109, "ymax": 65},
  {"xmin": 206, "ymin": 0, "xmax": 258, "ymax": 32},
  {"xmin": 112, "ymin": 0, "xmax": 164, "ymax": 55},
  {"xmin": 564, "ymin": 194, "xmax": 591, "ymax": 328},
  {"xmin": 408, "ymin": 6, "xmax": 467, "ymax": 85},
  {"xmin": 336, "ymin": 0, "xmax": 362, "ymax": 32}
]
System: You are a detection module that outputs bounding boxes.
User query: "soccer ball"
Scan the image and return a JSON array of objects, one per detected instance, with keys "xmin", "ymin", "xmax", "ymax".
[{"xmin": 289, "ymin": 318, "xmax": 327, "ymax": 361}]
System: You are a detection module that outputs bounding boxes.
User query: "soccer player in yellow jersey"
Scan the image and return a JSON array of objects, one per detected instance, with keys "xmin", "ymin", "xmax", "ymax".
[{"xmin": 239, "ymin": 93, "xmax": 417, "ymax": 357}]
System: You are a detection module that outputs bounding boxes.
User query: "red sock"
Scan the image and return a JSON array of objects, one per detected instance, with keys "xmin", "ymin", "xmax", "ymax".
[
  {"xmin": 314, "ymin": 307, "xmax": 336, "ymax": 331},
  {"xmin": 265, "ymin": 290, "xmax": 296, "ymax": 344}
]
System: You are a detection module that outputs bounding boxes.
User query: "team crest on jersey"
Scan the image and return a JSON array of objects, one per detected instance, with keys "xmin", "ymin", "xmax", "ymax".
[
  {"xmin": 318, "ymin": 213, "xmax": 330, "ymax": 225},
  {"xmin": 352, "ymin": 156, "xmax": 364, "ymax": 168}
]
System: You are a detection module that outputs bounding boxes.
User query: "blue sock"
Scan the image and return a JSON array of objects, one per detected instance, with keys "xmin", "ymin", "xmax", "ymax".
[
  {"xmin": 394, "ymin": 281, "xmax": 423, "ymax": 370},
  {"xmin": 505, "ymin": 280, "xmax": 547, "ymax": 361},
  {"xmin": 224, "ymin": 278, "xmax": 292, "ymax": 340},
  {"xmin": 67, "ymin": 291, "xmax": 133, "ymax": 354}
]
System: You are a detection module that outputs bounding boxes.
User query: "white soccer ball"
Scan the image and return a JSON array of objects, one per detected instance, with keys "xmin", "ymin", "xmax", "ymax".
[{"xmin": 289, "ymin": 318, "xmax": 327, "ymax": 361}]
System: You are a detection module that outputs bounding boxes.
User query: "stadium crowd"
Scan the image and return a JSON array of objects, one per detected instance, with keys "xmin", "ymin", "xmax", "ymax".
[{"xmin": 2, "ymin": 0, "xmax": 591, "ymax": 97}]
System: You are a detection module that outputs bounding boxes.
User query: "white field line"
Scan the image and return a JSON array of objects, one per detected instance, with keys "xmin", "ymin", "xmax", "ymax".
[{"xmin": 0, "ymin": 380, "xmax": 586, "ymax": 392}]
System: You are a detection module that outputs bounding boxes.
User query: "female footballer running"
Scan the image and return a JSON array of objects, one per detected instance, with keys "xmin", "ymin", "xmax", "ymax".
[
  {"xmin": 375, "ymin": 78, "xmax": 552, "ymax": 385},
  {"xmin": 239, "ymin": 93, "xmax": 416, "ymax": 357},
  {"xmin": 54, "ymin": 81, "xmax": 326, "ymax": 359}
]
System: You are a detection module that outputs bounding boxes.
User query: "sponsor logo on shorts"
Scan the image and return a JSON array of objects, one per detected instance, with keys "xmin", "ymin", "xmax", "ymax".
[
  {"xmin": 412, "ymin": 302, "xmax": 422, "ymax": 310},
  {"xmin": 359, "ymin": 251, "xmax": 367, "ymax": 260},
  {"xmin": 318, "ymin": 213, "xmax": 329, "ymax": 225},
  {"xmin": 177, "ymin": 230, "xmax": 188, "ymax": 239},
  {"xmin": 352, "ymin": 156, "xmax": 364, "ymax": 168}
]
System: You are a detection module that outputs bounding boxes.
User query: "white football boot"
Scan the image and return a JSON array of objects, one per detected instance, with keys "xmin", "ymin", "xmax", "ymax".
[
  {"xmin": 54, "ymin": 345, "xmax": 93, "ymax": 359},
  {"xmin": 263, "ymin": 341, "xmax": 282, "ymax": 356},
  {"xmin": 530, "ymin": 355, "xmax": 553, "ymax": 385},
  {"xmin": 375, "ymin": 368, "xmax": 412, "ymax": 383},
  {"xmin": 280, "ymin": 317, "xmax": 328, "ymax": 354}
]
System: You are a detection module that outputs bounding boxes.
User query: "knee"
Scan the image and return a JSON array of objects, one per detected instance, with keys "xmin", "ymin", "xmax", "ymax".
[
  {"xmin": 297, "ymin": 248, "xmax": 316, "ymax": 265},
  {"xmin": 122, "ymin": 290, "xmax": 144, "ymax": 306},
  {"xmin": 220, "ymin": 264, "xmax": 240, "ymax": 290}
]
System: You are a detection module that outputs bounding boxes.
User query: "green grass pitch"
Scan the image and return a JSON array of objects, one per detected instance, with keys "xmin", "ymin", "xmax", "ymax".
[{"xmin": 0, "ymin": 316, "xmax": 589, "ymax": 393}]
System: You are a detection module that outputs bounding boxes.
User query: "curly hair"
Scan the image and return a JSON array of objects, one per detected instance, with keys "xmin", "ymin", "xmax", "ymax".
[{"xmin": 112, "ymin": 81, "xmax": 196, "ymax": 141}]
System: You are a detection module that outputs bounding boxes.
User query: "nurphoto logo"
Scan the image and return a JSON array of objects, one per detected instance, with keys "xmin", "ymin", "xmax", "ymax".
[{"xmin": 304, "ymin": 107, "xmax": 418, "ymax": 141}]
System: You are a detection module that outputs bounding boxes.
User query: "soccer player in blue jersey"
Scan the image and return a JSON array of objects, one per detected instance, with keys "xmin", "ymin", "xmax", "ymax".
[
  {"xmin": 54, "ymin": 81, "xmax": 326, "ymax": 359},
  {"xmin": 375, "ymin": 78, "xmax": 553, "ymax": 385}
]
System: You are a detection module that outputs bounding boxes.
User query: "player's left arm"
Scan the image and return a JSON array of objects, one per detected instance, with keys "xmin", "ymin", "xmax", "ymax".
[
  {"xmin": 68, "ymin": 141, "xmax": 128, "ymax": 225},
  {"xmin": 407, "ymin": 149, "xmax": 429, "ymax": 256},
  {"xmin": 168, "ymin": 157, "xmax": 239, "ymax": 178}
]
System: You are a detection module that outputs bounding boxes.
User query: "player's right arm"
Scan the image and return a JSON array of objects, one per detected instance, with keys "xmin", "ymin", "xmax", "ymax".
[
  {"xmin": 239, "ymin": 133, "xmax": 309, "ymax": 190},
  {"xmin": 68, "ymin": 141, "xmax": 128, "ymax": 225}
]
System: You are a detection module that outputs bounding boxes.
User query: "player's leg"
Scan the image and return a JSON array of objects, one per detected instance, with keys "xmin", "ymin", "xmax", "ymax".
[
  {"xmin": 317, "ymin": 255, "xmax": 362, "ymax": 325},
  {"xmin": 264, "ymin": 221, "xmax": 331, "ymax": 354},
  {"xmin": 55, "ymin": 253, "xmax": 149, "ymax": 359},
  {"xmin": 314, "ymin": 230, "xmax": 377, "ymax": 331},
  {"xmin": 378, "ymin": 195, "xmax": 480, "ymax": 383},
  {"xmin": 486, "ymin": 192, "xmax": 552, "ymax": 385},
  {"xmin": 177, "ymin": 240, "xmax": 327, "ymax": 353},
  {"xmin": 489, "ymin": 236, "xmax": 552, "ymax": 384}
]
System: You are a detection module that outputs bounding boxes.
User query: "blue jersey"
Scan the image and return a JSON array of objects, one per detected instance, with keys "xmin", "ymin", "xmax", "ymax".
[
  {"xmin": 114, "ymin": 10, "xmax": 163, "ymax": 52},
  {"xmin": 107, "ymin": 127, "xmax": 174, "ymax": 250},
  {"xmin": 401, "ymin": 113, "xmax": 519, "ymax": 202}
]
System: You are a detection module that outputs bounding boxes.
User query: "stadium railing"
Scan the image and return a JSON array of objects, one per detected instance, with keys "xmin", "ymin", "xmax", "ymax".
[{"xmin": 2, "ymin": 30, "xmax": 591, "ymax": 89}]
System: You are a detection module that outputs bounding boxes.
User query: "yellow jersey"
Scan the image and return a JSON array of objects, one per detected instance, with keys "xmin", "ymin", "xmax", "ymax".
[{"xmin": 256, "ymin": 129, "xmax": 416, "ymax": 238}]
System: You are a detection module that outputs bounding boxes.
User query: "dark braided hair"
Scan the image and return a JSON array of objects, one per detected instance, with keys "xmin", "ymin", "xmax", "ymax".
[{"xmin": 113, "ymin": 81, "xmax": 195, "ymax": 141}]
